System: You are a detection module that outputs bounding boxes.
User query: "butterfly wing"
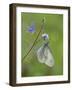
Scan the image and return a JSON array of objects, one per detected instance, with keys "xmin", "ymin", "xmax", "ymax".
[
  {"xmin": 37, "ymin": 46, "xmax": 46, "ymax": 63},
  {"xmin": 44, "ymin": 47, "xmax": 54, "ymax": 67},
  {"xmin": 37, "ymin": 45, "xmax": 54, "ymax": 67}
]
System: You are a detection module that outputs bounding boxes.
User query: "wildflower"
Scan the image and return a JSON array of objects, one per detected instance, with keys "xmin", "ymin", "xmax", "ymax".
[{"xmin": 28, "ymin": 23, "xmax": 35, "ymax": 33}]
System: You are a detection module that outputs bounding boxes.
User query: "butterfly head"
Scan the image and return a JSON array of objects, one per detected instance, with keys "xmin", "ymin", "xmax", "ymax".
[{"xmin": 42, "ymin": 33, "xmax": 49, "ymax": 40}]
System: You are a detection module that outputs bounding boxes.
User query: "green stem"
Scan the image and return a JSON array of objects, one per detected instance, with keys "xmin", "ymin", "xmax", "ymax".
[
  {"xmin": 22, "ymin": 18, "xmax": 45, "ymax": 63},
  {"xmin": 22, "ymin": 27, "xmax": 42, "ymax": 63}
]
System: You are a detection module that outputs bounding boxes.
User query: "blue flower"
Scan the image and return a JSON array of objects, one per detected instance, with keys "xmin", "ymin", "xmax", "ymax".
[{"xmin": 28, "ymin": 23, "xmax": 35, "ymax": 33}]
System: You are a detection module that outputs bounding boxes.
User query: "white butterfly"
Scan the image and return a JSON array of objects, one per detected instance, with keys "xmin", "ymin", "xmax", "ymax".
[
  {"xmin": 37, "ymin": 43, "xmax": 54, "ymax": 67},
  {"xmin": 36, "ymin": 18, "xmax": 54, "ymax": 67}
]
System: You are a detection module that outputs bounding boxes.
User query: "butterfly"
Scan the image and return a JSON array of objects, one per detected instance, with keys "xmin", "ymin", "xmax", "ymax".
[{"xmin": 37, "ymin": 42, "xmax": 54, "ymax": 67}]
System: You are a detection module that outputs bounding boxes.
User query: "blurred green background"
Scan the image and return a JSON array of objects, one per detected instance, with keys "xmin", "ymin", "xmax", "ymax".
[{"xmin": 21, "ymin": 12, "xmax": 63, "ymax": 77}]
